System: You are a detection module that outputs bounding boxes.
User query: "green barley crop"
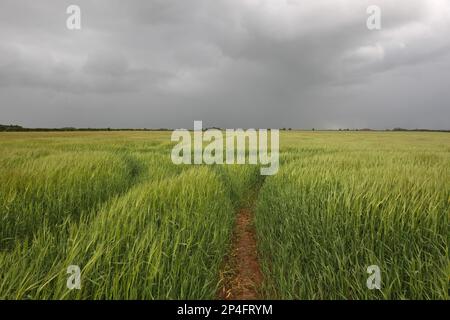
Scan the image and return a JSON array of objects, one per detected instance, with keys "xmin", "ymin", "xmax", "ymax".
[
  {"xmin": 0, "ymin": 168, "xmax": 242, "ymax": 299},
  {"xmin": 0, "ymin": 151, "xmax": 141, "ymax": 250},
  {"xmin": 256, "ymin": 133, "xmax": 449, "ymax": 299},
  {"xmin": 0, "ymin": 131, "xmax": 448, "ymax": 299}
]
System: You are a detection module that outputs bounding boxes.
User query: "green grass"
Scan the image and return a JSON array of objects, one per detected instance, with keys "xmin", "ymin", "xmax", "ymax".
[{"xmin": 0, "ymin": 131, "xmax": 448, "ymax": 299}]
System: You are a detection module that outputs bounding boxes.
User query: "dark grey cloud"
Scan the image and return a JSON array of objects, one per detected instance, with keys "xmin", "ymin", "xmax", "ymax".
[{"xmin": 0, "ymin": 0, "xmax": 449, "ymax": 129}]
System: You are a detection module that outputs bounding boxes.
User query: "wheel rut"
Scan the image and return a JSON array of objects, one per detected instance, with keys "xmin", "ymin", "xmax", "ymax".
[{"xmin": 218, "ymin": 186, "xmax": 263, "ymax": 300}]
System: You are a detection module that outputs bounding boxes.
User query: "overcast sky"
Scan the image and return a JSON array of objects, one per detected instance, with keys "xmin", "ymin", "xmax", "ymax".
[{"xmin": 0, "ymin": 0, "xmax": 449, "ymax": 129}]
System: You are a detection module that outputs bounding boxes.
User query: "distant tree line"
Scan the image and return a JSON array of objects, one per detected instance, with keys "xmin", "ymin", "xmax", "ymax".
[
  {"xmin": 1, "ymin": 124, "xmax": 449, "ymax": 132},
  {"xmin": 0, "ymin": 124, "xmax": 173, "ymax": 132}
]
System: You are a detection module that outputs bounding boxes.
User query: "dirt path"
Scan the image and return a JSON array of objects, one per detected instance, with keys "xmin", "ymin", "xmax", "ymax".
[{"xmin": 218, "ymin": 191, "xmax": 263, "ymax": 300}]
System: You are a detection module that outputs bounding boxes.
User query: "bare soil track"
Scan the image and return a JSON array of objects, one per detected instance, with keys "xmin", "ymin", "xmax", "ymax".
[{"xmin": 218, "ymin": 189, "xmax": 263, "ymax": 300}]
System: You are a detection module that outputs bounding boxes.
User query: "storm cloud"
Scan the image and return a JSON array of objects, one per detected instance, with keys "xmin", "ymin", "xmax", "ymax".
[{"xmin": 0, "ymin": 0, "xmax": 449, "ymax": 129}]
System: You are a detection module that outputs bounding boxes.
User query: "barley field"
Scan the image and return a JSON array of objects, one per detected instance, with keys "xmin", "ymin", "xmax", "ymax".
[{"xmin": 0, "ymin": 131, "xmax": 448, "ymax": 299}]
